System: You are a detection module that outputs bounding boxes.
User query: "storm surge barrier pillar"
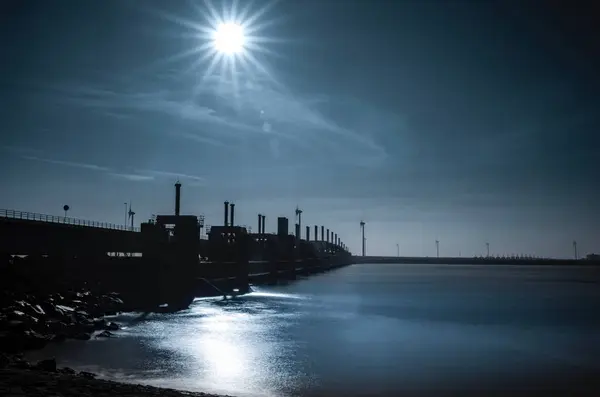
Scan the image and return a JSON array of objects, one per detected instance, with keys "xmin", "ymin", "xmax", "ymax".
[
  {"xmin": 276, "ymin": 216, "xmax": 296, "ymax": 280},
  {"xmin": 206, "ymin": 224, "xmax": 250, "ymax": 293}
]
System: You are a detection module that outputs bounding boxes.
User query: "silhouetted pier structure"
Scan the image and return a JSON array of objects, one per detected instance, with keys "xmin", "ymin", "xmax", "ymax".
[
  {"xmin": 3, "ymin": 183, "xmax": 597, "ymax": 309},
  {"xmin": 0, "ymin": 183, "xmax": 351, "ymax": 310}
]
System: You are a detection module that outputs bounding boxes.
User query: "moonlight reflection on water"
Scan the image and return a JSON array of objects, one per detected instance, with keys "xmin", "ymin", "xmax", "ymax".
[{"xmin": 26, "ymin": 264, "xmax": 600, "ymax": 397}]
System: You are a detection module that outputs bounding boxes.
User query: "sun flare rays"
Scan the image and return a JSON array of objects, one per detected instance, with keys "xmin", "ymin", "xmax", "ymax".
[{"xmin": 153, "ymin": 0, "xmax": 281, "ymax": 97}]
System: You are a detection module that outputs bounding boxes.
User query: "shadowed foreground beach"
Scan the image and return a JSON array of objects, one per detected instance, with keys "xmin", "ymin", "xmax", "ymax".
[
  {"xmin": 2, "ymin": 366, "xmax": 600, "ymax": 397},
  {"xmin": 0, "ymin": 367, "xmax": 230, "ymax": 397}
]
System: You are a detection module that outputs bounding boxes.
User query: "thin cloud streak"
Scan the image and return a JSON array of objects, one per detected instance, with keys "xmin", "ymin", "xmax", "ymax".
[
  {"xmin": 21, "ymin": 155, "xmax": 110, "ymax": 172},
  {"xmin": 109, "ymin": 173, "xmax": 155, "ymax": 182},
  {"xmin": 19, "ymin": 154, "xmax": 206, "ymax": 186},
  {"xmin": 51, "ymin": 84, "xmax": 294, "ymax": 151},
  {"xmin": 137, "ymin": 169, "xmax": 206, "ymax": 184}
]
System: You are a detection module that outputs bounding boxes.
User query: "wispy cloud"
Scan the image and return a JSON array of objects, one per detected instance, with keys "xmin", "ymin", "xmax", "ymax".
[
  {"xmin": 52, "ymin": 73, "xmax": 394, "ymax": 167},
  {"xmin": 52, "ymin": 85, "xmax": 276, "ymax": 148},
  {"xmin": 138, "ymin": 169, "xmax": 205, "ymax": 183},
  {"xmin": 109, "ymin": 173, "xmax": 155, "ymax": 182},
  {"xmin": 21, "ymin": 155, "xmax": 110, "ymax": 172},
  {"xmin": 19, "ymin": 154, "xmax": 207, "ymax": 186},
  {"xmin": 109, "ymin": 169, "xmax": 206, "ymax": 186},
  {"xmin": 204, "ymin": 76, "xmax": 389, "ymax": 161}
]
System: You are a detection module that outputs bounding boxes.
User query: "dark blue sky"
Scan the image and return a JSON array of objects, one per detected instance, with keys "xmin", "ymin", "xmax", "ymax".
[{"xmin": 1, "ymin": 0, "xmax": 598, "ymax": 257}]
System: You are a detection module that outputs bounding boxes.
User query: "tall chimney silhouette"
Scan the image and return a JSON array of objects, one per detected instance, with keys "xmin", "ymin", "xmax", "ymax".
[
  {"xmin": 224, "ymin": 201, "xmax": 229, "ymax": 226},
  {"xmin": 258, "ymin": 214, "xmax": 262, "ymax": 234},
  {"xmin": 314, "ymin": 225, "xmax": 318, "ymax": 241},
  {"xmin": 321, "ymin": 226, "xmax": 325, "ymax": 241},
  {"xmin": 326, "ymin": 228, "xmax": 330, "ymax": 244},
  {"xmin": 174, "ymin": 181, "xmax": 181, "ymax": 216},
  {"xmin": 230, "ymin": 203, "xmax": 235, "ymax": 227},
  {"xmin": 261, "ymin": 215, "xmax": 266, "ymax": 233},
  {"xmin": 306, "ymin": 225, "xmax": 310, "ymax": 241}
]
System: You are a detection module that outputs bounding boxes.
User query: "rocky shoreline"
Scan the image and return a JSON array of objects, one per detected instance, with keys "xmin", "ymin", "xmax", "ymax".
[
  {"xmin": 0, "ymin": 288, "xmax": 124, "ymax": 353},
  {"xmin": 0, "ymin": 290, "xmax": 234, "ymax": 397},
  {"xmin": 0, "ymin": 255, "xmax": 231, "ymax": 397}
]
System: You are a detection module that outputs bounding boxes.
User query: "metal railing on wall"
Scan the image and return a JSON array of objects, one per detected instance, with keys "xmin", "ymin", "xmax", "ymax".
[{"xmin": 0, "ymin": 209, "xmax": 140, "ymax": 232}]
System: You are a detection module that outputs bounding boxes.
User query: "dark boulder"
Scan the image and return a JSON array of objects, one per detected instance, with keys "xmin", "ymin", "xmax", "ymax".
[
  {"xmin": 79, "ymin": 318, "xmax": 96, "ymax": 333},
  {"xmin": 93, "ymin": 318, "xmax": 107, "ymax": 330},
  {"xmin": 79, "ymin": 371, "xmax": 97, "ymax": 379},
  {"xmin": 106, "ymin": 322, "xmax": 120, "ymax": 331},
  {"xmin": 12, "ymin": 358, "xmax": 31, "ymax": 369},
  {"xmin": 96, "ymin": 330, "xmax": 113, "ymax": 338},
  {"xmin": 59, "ymin": 366, "xmax": 76, "ymax": 375},
  {"xmin": 36, "ymin": 358, "xmax": 57, "ymax": 372}
]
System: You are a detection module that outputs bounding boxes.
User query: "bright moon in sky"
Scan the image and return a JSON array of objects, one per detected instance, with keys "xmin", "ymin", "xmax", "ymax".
[
  {"xmin": 159, "ymin": 1, "xmax": 281, "ymax": 89},
  {"xmin": 213, "ymin": 22, "xmax": 246, "ymax": 55}
]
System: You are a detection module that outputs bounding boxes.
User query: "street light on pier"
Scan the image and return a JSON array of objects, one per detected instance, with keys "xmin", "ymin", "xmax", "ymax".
[{"xmin": 396, "ymin": 243, "xmax": 399, "ymax": 257}]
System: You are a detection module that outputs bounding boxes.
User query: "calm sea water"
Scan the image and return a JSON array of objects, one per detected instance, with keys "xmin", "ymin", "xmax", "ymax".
[{"xmin": 27, "ymin": 264, "xmax": 600, "ymax": 396}]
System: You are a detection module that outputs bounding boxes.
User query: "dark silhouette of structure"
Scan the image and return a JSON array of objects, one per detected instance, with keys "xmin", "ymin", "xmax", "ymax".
[
  {"xmin": 360, "ymin": 220, "xmax": 365, "ymax": 256},
  {"xmin": 2, "ymin": 182, "xmax": 597, "ymax": 312},
  {"xmin": 0, "ymin": 182, "xmax": 351, "ymax": 310}
]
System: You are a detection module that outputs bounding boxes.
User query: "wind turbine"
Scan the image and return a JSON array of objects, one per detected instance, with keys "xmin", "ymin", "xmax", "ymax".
[
  {"xmin": 295, "ymin": 206, "xmax": 303, "ymax": 225},
  {"xmin": 360, "ymin": 220, "xmax": 366, "ymax": 256},
  {"xmin": 294, "ymin": 206, "xmax": 303, "ymax": 241},
  {"xmin": 128, "ymin": 202, "xmax": 135, "ymax": 231}
]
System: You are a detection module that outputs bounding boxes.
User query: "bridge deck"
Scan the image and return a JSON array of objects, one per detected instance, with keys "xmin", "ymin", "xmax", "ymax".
[
  {"xmin": 0, "ymin": 211, "xmax": 142, "ymax": 255},
  {"xmin": 0, "ymin": 209, "xmax": 343, "ymax": 258}
]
